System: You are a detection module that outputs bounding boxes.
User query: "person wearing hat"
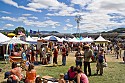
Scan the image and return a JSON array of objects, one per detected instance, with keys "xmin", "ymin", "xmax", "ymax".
[{"xmin": 83, "ymin": 44, "xmax": 93, "ymax": 76}]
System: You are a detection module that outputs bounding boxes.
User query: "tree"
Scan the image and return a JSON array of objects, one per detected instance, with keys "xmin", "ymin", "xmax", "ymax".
[{"xmin": 13, "ymin": 27, "xmax": 26, "ymax": 35}]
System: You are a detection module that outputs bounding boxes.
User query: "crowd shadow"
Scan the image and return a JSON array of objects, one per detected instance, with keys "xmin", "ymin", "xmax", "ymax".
[{"xmin": 119, "ymin": 62, "xmax": 125, "ymax": 64}]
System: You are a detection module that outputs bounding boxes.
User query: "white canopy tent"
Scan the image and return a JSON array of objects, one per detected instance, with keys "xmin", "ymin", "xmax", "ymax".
[
  {"xmin": 1, "ymin": 36, "xmax": 29, "ymax": 44},
  {"xmin": 81, "ymin": 37, "xmax": 94, "ymax": 42},
  {"xmin": 1, "ymin": 36, "xmax": 29, "ymax": 56},
  {"xmin": 0, "ymin": 33, "xmax": 10, "ymax": 43},
  {"xmin": 69, "ymin": 37, "xmax": 80, "ymax": 42},
  {"xmin": 43, "ymin": 35, "xmax": 61, "ymax": 41},
  {"xmin": 26, "ymin": 36, "xmax": 37, "ymax": 44},
  {"xmin": 94, "ymin": 35, "xmax": 108, "ymax": 43},
  {"xmin": 26, "ymin": 36, "xmax": 37, "ymax": 42},
  {"xmin": 58, "ymin": 38, "xmax": 68, "ymax": 42}
]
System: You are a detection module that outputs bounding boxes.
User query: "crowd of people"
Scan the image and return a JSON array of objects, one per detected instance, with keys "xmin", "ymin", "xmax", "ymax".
[{"xmin": 4, "ymin": 41, "xmax": 125, "ymax": 83}]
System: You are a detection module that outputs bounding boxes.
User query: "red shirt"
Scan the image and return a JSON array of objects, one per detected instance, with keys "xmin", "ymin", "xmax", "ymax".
[
  {"xmin": 62, "ymin": 48, "xmax": 66, "ymax": 56},
  {"xmin": 53, "ymin": 49, "xmax": 58, "ymax": 58},
  {"xmin": 68, "ymin": 69, "xmax": 76, "ymax": 79}
]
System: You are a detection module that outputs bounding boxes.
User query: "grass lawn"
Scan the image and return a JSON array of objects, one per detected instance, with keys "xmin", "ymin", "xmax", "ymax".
[{"xmin": 0, "ymin": 52, "xmax": 125, "ymax": 83}]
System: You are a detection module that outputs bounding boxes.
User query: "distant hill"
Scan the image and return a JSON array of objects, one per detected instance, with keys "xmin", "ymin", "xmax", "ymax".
[
  {"xmin": 40, "ymin": 31, "xmax": 59, "ymax": 33},
  {"xmin": 103, "ymin": 28, "xmax": 125, "ymax": 33},
  {"xmin": 0, "ymin": 29, "xmax": 59, "ymax": 34},
  {"xmin": 0, "ymin": 29, "xmax": 13, "ymax": 33}
]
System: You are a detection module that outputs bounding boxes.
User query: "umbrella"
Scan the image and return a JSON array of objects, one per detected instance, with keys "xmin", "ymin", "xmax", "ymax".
[{"xmin": 7, "ymin": 33, "xmax": 16, "ymax": 36}]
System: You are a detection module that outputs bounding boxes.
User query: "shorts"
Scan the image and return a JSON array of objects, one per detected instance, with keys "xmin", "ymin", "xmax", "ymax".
[{"xmin": 76, "ymin": 61, "xmax": 82, "ymax": 67}]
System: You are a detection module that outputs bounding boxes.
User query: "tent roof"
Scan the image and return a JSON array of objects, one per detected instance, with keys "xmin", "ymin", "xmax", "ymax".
[
  {"xmin": 94, "ymin": 35, "xmax": 108, "ymax": 42},
  {"xmin": 26, "ymin": 36, "xmax": 37, "ymax": 42},
  {"xmin": 1, "ymin": 36, "xmax": 29, "ymax": 44},
  {"xmin": 81, "ymin": 37, "xmax": 94, "ymax": 42},
  {"xmin": 69, "ymin": 37, "xmax": 80, "ymax": 42},
  {"xmin": 0, "ymin": 33, "xmax": 10, "ymax": 43},
  {"xmin": 43, "ymin": 35, "xmax": 60, "ymax": 41}
]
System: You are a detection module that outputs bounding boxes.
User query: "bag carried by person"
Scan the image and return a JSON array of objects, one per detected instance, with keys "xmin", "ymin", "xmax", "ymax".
[
  {"xmin": 64, "ymin": 72, "xmax": 69, "ymax": 80},
  {"xmin": 103, "ymin": 62, "xmax": 108, "ymax": 67}
]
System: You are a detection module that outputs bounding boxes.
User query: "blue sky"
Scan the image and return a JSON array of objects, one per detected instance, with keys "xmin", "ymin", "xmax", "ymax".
[{"xmin": 0, "ymin": 0, "xmax": 125, "ymax": 33}]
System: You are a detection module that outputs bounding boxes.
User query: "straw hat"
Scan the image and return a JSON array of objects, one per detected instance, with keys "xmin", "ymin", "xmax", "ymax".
[{"xmin": 84, "ymin": 44, "xmax": 90, "ymax": 48}]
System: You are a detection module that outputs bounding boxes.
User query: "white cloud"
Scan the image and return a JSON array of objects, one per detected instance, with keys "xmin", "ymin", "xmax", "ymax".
[
  {"xmin": 27, "ymin": 2, "xmax": 48, "ymax": 9},
  {"xmin": 44, "ymin": 17, "xmax": 51, "ymax": 20},
  {"xmin": 63, "ymin": 26, "xmax": 68, "ymax": 30},
  {"xmin": 65, "ymin": 19, "xmax": 70, "ymax": 22},
  {"xmin": 1, "ymin": 16, "xmax": 60, "ymax": 28},
  {"xmin": 1, "ymin": 0, "xmax": 42, "ymax": 12},
  {"xmin": 2, "ymin": 0, "xmax": 18, "ymax": 7},
  {"xmin": 0, "ymin": 11, "xmax": 11, "ymax": 14},
  {"xmin": 71, "ymin": 0, "xmax": 125, "ymax": 32},
  {"xmin": 87, "ymin": 0, "xmax": 125, "ymax": 13},
  {"xmin": 1, "ymin": 16, "xmax": 17, "ymax": 21},
  {"xmin": 22, "ymin": 14, "xmax": 32, "ymax": 17},
  {"xmin": 4, "ymin": 24, "xmax": 14, "ymax": 27},
  {"xmin": 18, "ymin": 6, "xmax": 42, "ymax": 12},
  {"xmin": 66, "ymin": 24, "xmax": 73, "ymax": 27},
  {"xmin": 71, "ymin": 0, "xmax": 92, "ymax": 6},
  {"xmin": 29, "ymin": 16, "xmax": 38, "ymax": 19},
  {"xmin": 31, "ymin": 0, "xmax": 61, "ymax": 7}
]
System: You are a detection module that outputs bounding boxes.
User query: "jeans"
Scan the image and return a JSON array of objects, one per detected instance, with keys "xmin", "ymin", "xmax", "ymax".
[
  {"xmin": 62, "ymin": 56, "xmax": 66, "ymax": 66},
  {"xmin": 84, "ymin": 61, "xmax": 91, "ymax": 76},
  {"xmin": 53, "ymin": 57, "xmax": 57, "ymax": 64}
]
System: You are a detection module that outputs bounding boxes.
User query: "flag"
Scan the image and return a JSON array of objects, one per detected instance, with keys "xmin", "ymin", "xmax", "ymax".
[
  {"xmin": 30, "ymin": 29, "xmax": 32, "ymax": 34},
  {"xmin": 25, "ymin": 30, "xmax": 28, "ymax": 37}
]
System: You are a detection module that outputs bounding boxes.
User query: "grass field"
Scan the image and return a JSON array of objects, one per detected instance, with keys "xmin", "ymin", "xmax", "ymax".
[{"xmin": 0, "ymin": 51, "xmax": 125, "ymax": 83}]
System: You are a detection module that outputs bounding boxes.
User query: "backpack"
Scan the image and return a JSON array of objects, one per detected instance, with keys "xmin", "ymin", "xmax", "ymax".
[{"xmin": 98, "ymin": 55, "xmax": 104, "ymax": 63}]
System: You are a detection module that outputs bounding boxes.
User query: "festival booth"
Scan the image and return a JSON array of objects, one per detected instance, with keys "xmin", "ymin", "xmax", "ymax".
[
  {"xmin": 81, "ymin": 37, "xmax": 94, "ymax": 43},
  {"xmin": 37, "ymin": 38, "xmax": 47, "ymax": 50},
  {"xmin": 69, "ymin": 37, "xmax": 80, "ymax": 43},
  {"xmin": 26, "ymin": 36, "xmax": 37, "ymax": 44},
  {"xmin": 43, "ymin": 35, "xmax": 60, "ymax": 42},
  {"xmin": 42, "ymin": 35, "xmax": 61, "ymax": 47},
  {"xmin": 94, "ymin": 34, "xmax": 108, "ymax": 47},
  {"xmin": 0, "ymin": 36, "xmax": 29, "ymax": 63},
  {"xmin": 0, "ymin": 33, "xmax": 10, "ymax": 59},
  {"xmin": 94, "ymin": 35, "xmax": 108, "ymax": 43}
]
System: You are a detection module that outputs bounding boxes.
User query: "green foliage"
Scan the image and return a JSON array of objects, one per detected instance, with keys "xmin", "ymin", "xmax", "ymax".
[
  {"xmin": 13, "ymin": 27, "xmax": 26, "ymax": 35},
  {"xmin": 108, "ymin": 28, "xmax": 125, "ymax": 33},
  {"xmin": 1, "ymin": 32, "xmax": 7, "ymax": 35},
  {"xmin": 0, "ymin": 52, "xmax": 125, "ymax": 83}
]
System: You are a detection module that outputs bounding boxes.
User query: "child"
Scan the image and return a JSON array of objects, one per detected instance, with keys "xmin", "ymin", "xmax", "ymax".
[{"xmin": 58, "ymin": 73, "xmax": 66, "ymax": 83}]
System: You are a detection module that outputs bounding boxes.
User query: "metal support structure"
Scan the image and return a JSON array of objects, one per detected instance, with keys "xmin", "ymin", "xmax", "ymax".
[{"xmin": 75, "ymin": 15, "xmax": 82, "ymax": 37}]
